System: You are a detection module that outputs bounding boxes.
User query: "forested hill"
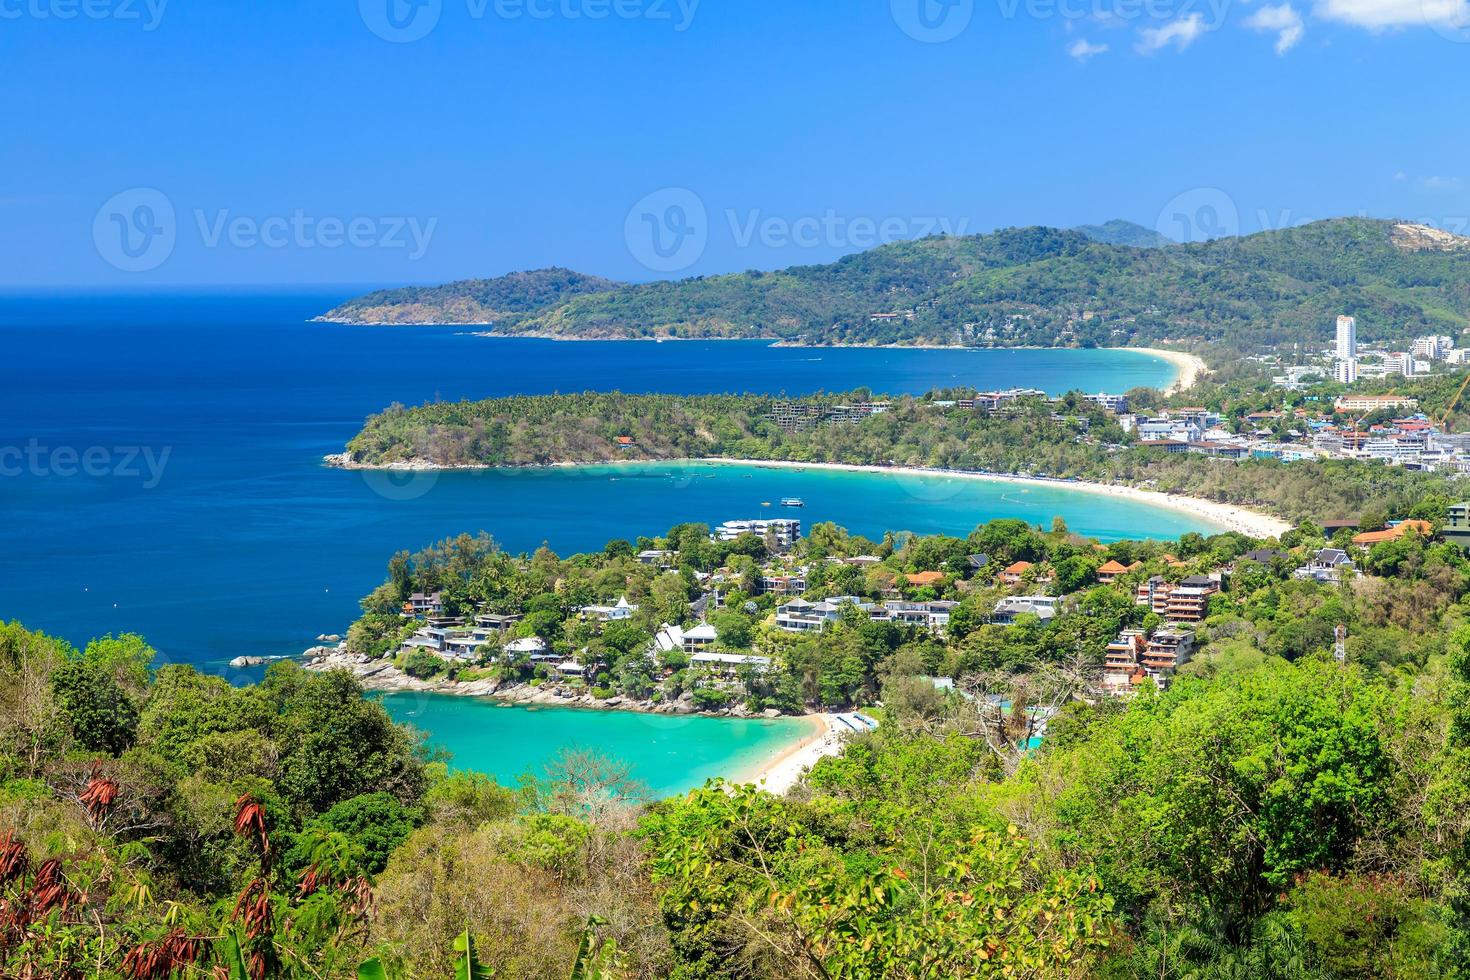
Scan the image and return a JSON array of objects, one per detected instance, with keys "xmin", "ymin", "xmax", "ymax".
[
  {"xmin": 316, "ymin": 218, "xmax": 1470, "ymax": 351},
  {"xmin": 1074, "ymin": 218, "xmax": 1175, "ymax": 248},
  {"xmin": 315, "ymin": 267, "xmax": 620, "ymax": 325},
  {"xmin": 339, "ymin": 390, "xmax": 1457, "ymax": 524}
]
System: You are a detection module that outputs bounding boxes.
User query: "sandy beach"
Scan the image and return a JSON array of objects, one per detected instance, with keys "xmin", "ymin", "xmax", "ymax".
[
  {"xmin": 738, "ymin": 713, "xmax": 845, "ymax": 794},
  {"xmin": 698, "ymin": 458, "xmax": 1291, "ymax": 539},
  {"xmin": 1122, "ymin": 347, "xmax": 1208, "ymax": 394}
]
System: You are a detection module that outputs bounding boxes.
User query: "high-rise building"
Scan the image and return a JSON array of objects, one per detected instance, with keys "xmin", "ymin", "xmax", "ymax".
[
  {"xmin": 1335, "ymin": 316, "xmax": 1357, "ymax": 361},
  {"xmin": 1333, "ymin": 358, "xmax": 1358, "ymax": 384},
  {"xmin": 1383, "ymin": 352, "xmax": 1415, "ymax": 377},
  {"xmin": 1411, "ymin": 335, "xmax": 1453, "ymax": 360}
]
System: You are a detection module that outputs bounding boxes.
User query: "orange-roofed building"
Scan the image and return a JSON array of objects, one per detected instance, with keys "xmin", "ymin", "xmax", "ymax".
[
  {"xmin": 1352, "ymin": 519, "xmax": 1432, "ymax": 547},
  {"xmin": 999, "ymin": 561, "xmax": 1033, "ymax": 586},
  {"xmin": 906, "ymin": 571, "xmax": 945, "ymax": 588},
  {"xmin": 1096, "ymin": 560, "xmax": 1129, "ymax": 584}
]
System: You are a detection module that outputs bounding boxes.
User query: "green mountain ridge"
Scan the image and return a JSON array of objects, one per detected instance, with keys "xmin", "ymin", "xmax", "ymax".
[{"xmin": 318, "ymin": 218, "xmax": 1470, "ymax": 351}]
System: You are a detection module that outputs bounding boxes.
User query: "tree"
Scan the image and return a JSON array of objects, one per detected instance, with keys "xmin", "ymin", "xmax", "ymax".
[{"xmin": 50, "ymin": 660, "xmax": 138, "ymax": 755}]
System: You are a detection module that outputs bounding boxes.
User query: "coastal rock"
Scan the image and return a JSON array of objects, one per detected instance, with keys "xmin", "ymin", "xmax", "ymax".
[
  {"xmin": 762, "ymin": 708, "xmax": 783, "ymax": 719},
  {"xmin": 229, "ymin": 656, "xmax": 267, "ymax": 668}
]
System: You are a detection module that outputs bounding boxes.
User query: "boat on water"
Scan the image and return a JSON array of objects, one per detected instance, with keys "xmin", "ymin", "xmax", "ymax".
[{"xmin": 780, "ymin": 497, "xmax": 805, "ymax": 507}]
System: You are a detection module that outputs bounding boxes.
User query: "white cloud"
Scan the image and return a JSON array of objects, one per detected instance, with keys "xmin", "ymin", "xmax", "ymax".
[
  {"xmin": 1313, "ymin": 0, "xmax": 1469, "ymax": 29},
  {"xmin": 1421, "ymin": 175, "xmax": 1464, "ymax": 190},
  {"xmin": 1067, "ymin": 38, "xmax": 1110, "ymax": 60},
  {"xmin": 1137, "ymin": 13, "xmax": 1208, "ymax": 52},
  {"xmin": 1244, "ymin": 3, "xmax": 1306, "ymax": 52}
]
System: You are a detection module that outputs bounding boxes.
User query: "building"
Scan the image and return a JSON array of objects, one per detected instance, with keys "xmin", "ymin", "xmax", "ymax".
[
  {"xmin": 1333, "ymin": 358, "xmax": 1359, "ymax": 384},
  {"xmin": 1163, "ymin": 576, "xmax": 1220, "ymax": 623},
  {"xmin": 1134, "ymin": 576, "xmax": 1173, "ymax": 615},
  {"xmin": 504, "ymin": 636, "xmax": 549, "ymax": 658},
  {"xmin": 1334, "ymin": 395, "xmax": 1420, "ymax": 413},
  {"xmin": 991, "ymin": 595, "xmax": 1060, "ymax": 625},
  {"xmin": 774, "ymin": 596, "xmax": 875, "ymax": 632},
  {"xmin": 1351, "ymin": 519, "xmax": 1432, "ymax": 547},
  {"xmin": 1293, "ymin": 548, "xmax": 1355, "ymax": 583},
  {"xmin": 1335, "ymin": 315, "xmax": 1357, "ymax": 361},
  {"xmin": 714, "ymin": 518, "xmax": 801, "ymax": 550},
  {"xmin": 1083, "ymin": 392, "xmax": 1129, "ymax": 413},
  {"xmin": 406, "ymin": 591, "xmax": 443, "ymax": 616},
  {"xmin": 1382, "ymin": 352, "xmax": 1417, "ymax": 377},
  {"xmin": 905, "ymin": 571, "xmax": 945, "ymax": 589},
  {"xmin": 681, "ymin": 623, "xmax": 719, "ymax": 652},
  {"xmin": 880, "ymin": 600, "xmax": 957, "ymax": 635},
  {"xmin": 998, "ymin": 560, "xmax": 1037, "ymax": 586},
  {"xmin": 690, "ymin": 651, "xmax": 771, "ymax": 678},
  {"xmin": 1443, "ymin": 502, "xmax": 1470, "ymax": 550},
  {"xmin": 759, "ymin": 571, "xmax": 808, "ymax": 596},
  {"xmin": 1096, "ymin": 560, "xmax": 1130, "ymax": 584},
  {"xmin": 1412, "ymin": 335, "xmax": 1453, "ymax": 360},
  {"xmin": 1142, "ymin": 630, "xmax": 1195, "ymax": 680},
  {"xmin": 651, "ymin": 622, "xmax": 721, "ymax": 656},
  {"xmin": 581, "ymin": 596, "xmax": 638, "ymax": 622},
  {"xmin": 1102, "ymin": 629, "xmax": 1149, "ymax": 693},
  {"xmin": 475, "ymin": 612, "xmax": 523, "ymax": 634}
]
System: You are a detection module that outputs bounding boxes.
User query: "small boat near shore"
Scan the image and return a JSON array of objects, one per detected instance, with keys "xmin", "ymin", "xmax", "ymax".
[{"xmin": 780, "ymin": 497, "xmax": 804, "ymax": 507}]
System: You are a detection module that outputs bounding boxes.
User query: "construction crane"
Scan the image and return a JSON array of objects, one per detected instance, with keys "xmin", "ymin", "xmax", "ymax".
[{"xmin": 1440, "ymin": 371, "xmax": 1470, "ymax": 433}]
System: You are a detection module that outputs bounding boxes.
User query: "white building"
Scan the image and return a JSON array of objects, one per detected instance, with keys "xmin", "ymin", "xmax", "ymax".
[
  {"xmin": 1382, "ymin": 352, "xmax": 1417, "ymax": 377},
  {"xmin": 714, "ymin": 518, "xmax": 801, "ymax": 550},
  {"xmin": 1335, "ymin": 315, "xmax": 1357, "ymax": 361},
  {"xmin": 581, "ymin": 596, "xmax": 638, "ymax": 622},
  {"xmin": 1333, "ymin": 358, "xmax": 1358, "ymax": 384},
  {"xmin": 1412, "ymin": 335, "xmax": 1453, "ymax": 361},
  {"xmin": 775, "ymin": 596, "xmax": 875, "ymax": 632},
  {"xmin": 1083, "ymin": 392, "xmax": 1129, "ymax": 413}
]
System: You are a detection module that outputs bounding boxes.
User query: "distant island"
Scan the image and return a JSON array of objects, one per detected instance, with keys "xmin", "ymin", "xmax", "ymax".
[{"xmin": 316, "ymin": 217, "xmax": 1470, "ymax": 351}]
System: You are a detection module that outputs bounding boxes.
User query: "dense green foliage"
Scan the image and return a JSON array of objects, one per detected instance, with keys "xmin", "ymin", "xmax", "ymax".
[
  {"xmin": 345, "ymin": 389, "xmax": 1467, "ymax": 524},
  {"xmin": 15, "ymin": 517, "xmax": 1470, "ymax": 976},
  {"xmin": 320, "ymin": 218, "xmax": 1470, "ymax": 348}
]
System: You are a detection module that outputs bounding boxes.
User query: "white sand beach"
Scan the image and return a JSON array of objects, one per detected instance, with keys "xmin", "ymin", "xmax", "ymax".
[
  {"xmin": 740, "ymin": 714, "xmax": 845, "ymax": 794},
  {"xmin": 1121, "ymin": 347, "xmax": 1208, "ymax": 394},
  {"xmin": 700, "ymin": 458, "xmax": 1292, "ymax": 539}
]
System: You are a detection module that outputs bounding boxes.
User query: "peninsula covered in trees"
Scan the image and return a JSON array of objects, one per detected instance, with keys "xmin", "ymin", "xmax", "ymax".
[
  {"xmin": 335, "ymin": 388, "xmax": 1460, "ymax": 525},
  {"xmin": 317, "ymin": 218, "xmax": 1470, "ymax": 351}
]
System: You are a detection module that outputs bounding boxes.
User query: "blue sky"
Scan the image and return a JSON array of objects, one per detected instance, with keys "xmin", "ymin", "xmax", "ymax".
[{"xmin": 2, "ymin": 0, "xmax": 1467, "ymax": 286}]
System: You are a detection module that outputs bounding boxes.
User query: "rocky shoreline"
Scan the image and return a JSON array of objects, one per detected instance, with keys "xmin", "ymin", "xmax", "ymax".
[{"xmin": 303, "ymin": 648, "xmax": 795, "ymax": 720}]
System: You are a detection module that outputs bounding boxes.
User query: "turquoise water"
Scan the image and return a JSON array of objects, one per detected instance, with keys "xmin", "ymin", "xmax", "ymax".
[{"xmin": 380, "ymin": 692, "xmax": 816, "ymax": 798}]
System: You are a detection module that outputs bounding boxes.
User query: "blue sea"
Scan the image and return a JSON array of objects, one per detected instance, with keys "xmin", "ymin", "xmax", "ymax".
[{"xmin": 0, "ymin": 289, "xmax": 1194, "ymax": 674}]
